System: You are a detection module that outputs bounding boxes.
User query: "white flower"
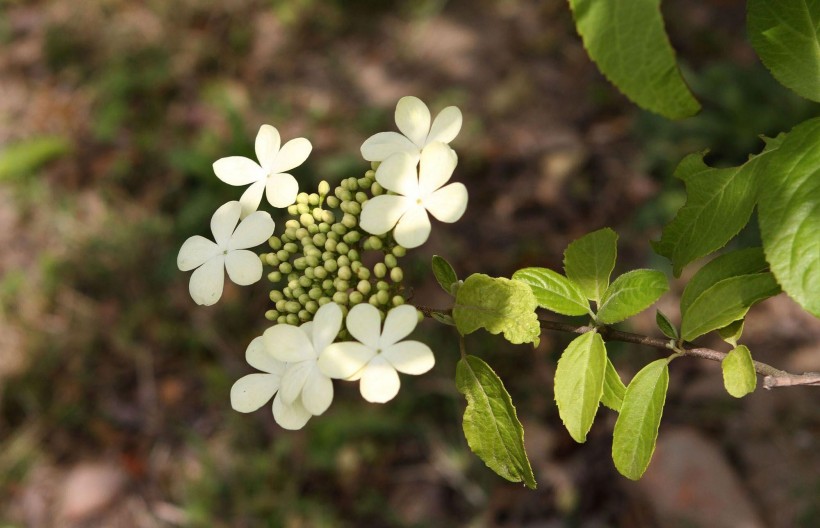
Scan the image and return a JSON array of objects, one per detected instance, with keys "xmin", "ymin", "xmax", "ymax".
[
  {"xmin": 213, "ymin": 124, "xmax": 312, "ymax": 217},
  {"xmin": 359, "ymin": 142, "xmax": 468, "ymax": 248},
  {"xmin": 318, "ymin": 304, "xmax": 434, "ymax": 403},
  {"xmin": 360, "ymin": 96, "xmax": 462, "ymax": 162},
  {"xmin": 177, "ymin": 201, "xmax": 274, "ymax": 306}
]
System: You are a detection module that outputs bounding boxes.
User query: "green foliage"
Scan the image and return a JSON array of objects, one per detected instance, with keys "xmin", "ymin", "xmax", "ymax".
[
  {"xmin": 567, "ymin": 0, "xmax": 700, "ymax": 119},
  {"xmin": 601, "ymin": 357, "xmax": 627, "ymax": 412},
  {"xmin": 554, "ymin": 332, "xmax": 607, "ymax": 442},
  {"xmin": 721, "ymin": 345, "xmax": 757, "ymax": 397},
  {"xmin": 0, "ymin": 137, "xmax": 72, "ymax": 182},
  {"xmin": 456, "ymin": 355, "xmax": 536, "ymax": 489},
  {"xmin": 655, "ymin": 310, "xmax": 678, "ymax": 340},
  {"xmin": 748, "ymin": 0, "xmax": 820, "ymax": 102},
  {"xmin": 612, "ymin": 358, "xmax": 671, "ymax": 480},
  {"xmin": 718, "ymin": 319, "xmax": 745, "ymax": 347},
  {"xmin": 563, "ymin": 227, "xmax": 617, "ymax": 303},
  {"xmin": 512, "ymin": 267, "xmax": 590, "ymax": 317},
  {"xmin": 596, "ymin": 270, "xmax": 668, "ymax": 325},
  {"xmin": 432, "ymin": 255, "xmax": 459, "ymax": 295}
]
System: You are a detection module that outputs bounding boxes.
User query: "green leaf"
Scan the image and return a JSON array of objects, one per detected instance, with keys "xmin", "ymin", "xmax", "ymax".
[
  {"xmin": 432, "ymin": 255, "xmax": 459, "ymax": 295},
  {"xmin": 512, "ymin": 267, "xmax": 590, "ymax": 316},
  {"xmin": 612, "ymin": 358, "xmax": 670, "ymax": 480},
  {"xmin": 757, "ymin": 117, "xmax": 820, "ymax": 317},
  {"xmin": 601, "ymin": 357, "xmax": 627, "ymax": 412},
  {"xmin": 721, "ymin": 345, "xmax": 757, "ymax": 397},
  {"xmin": 0, "ymin": 136, "xmax": 72, "ymax": 182},
  {"xmin": 456, "ymin": 355, "xmax": 537, "ymax": 489},
  {"xmin": 453, "ymin": 274, "xmax": 541, "ymax": 345},
  {"xmin": 655, "ymin": 310, "xmax": 679, "ymax": 340},
  {"xmin": 597, "ymin": 270, "xmax": 669, "ymax": 325},
  {"xmin": 567, "ymin": 0, "xmax": 700, "ymax": 119},
  {"xmin": 679, "ymin": 247, "xmax": 769, "ymax": 316},
  {"xmin": 681, "ymin": 273, "xmax": 781, "ymax": 341},
  {"xmin": 718, "ymin": 319, "xmax": 745, "ymax": 347},
  {"xmin": 748, "ymin": 0, "xmax": 820, "ymax": 102},
  {"xmin": 554, "ymin": 332, "xmax": 607, "ymax": 442},
  {"xmin": 563, "ymin": 227, "xmax": 618, "ymax": 303},
  {"xmin": 431, "ymin": 312, "xmax": 455, "ymax": 326}
]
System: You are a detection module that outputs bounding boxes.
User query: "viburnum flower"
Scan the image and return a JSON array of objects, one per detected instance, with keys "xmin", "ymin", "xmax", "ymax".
[
  {"xmin": 177, "ymin": 201, "xmax": 274, "ymax": 306},
  {"xmin": 360, "ymin": 96, "xmax": 462, "ymax": 162},
  {"xmin": 359, "ymin": 141, "xmax": 468, "ymax": 248},
  {"xmin": 318, "ymin": 304, "xmax": 434, "ymax": 403},
  {"xmin": 213, "ymin": 124, "xmax": 312, "ymax": 217}
]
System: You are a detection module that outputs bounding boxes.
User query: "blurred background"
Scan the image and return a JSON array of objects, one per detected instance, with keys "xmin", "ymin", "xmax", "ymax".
[{"xmin": 1, "ymin": 0, "xmax": 818, "ymax": 526}]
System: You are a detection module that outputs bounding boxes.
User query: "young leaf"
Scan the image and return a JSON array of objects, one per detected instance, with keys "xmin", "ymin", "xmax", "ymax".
[
  {"xmin": 512, "ymin": 267, "xmax": 590, "ymax": 316},
  {"xmin": 721, "ymin": 345, "xmax": 757, "ymax": 398},
  {"xmin": 612, "ymin": 358, "xmax": 670, "ymax": 480},
  {"xmin": 456, "ymin": 355, "xmax": 537, "ymax": 489},
  {"xmin": 596, "ymin": 270, "xmax": 669, "ymax": 325},
  {"xmin": 757, "ymin": 117, "xmax": 820, "ymax": 317},
  {"xmin": 601, "ymin": 357, "xmax": 627, "ymax": 412},
  {"xmin": 453, "ymin": 274, "xmax": 541, "ymax": 345},
  {"xmin": 681, "ymin": 273, "xmax": 781, "ymax": 341},
  {"xmin": 717, "ymin": 319, "xmax": 745, "ymax": 347},
  {"xmin": 432, "ymin": 255, "xmax": 459, "ymax": 295},
  {"xmin": 655, "ymin": 310, "xmax": 678, "ymax": 340},
  {"xmin": 554, "ymin": 332, "xmax": 607, "ymax": 442},
  {"xmin": 748, "ymin": 0, "xmax": 820, "ymax": 102},
  {"xmin": 563, "ymin": 227, "xmax": 618, "ymax": 303},
  {"xmin": 567, "ymin": 0, "xmax": 700, "ymax": 119}
]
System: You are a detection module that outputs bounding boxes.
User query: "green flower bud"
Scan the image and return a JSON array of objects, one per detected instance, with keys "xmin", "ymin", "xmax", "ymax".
[
  {"xmin": 347, "ymin": 201, "xmax": 361, "ymax": 215},
  {"xmin": 283, "ymin": 287, "xmax": 293, "ymax": 299},
  {"xmin": 279, "ymin": 262, "xmax": 293, "ymax": 274},
  {"xmin": 321, "ymin": 210, "xmax": 335, "ymax": 224},
  {"xmin": 347, "ymin": 177, "xmax": 359, "ymax": 191},
  {"xmin": 287, "ymin": 273, "xmax": 299, "ymax": 283},
  {"xmin": 295, "ymin": 228, "xmax": 309, "ymax": 240},
  {"xmin": 286, "ymin": 301, "xmax": 301, "ymax": 314},
  {"xmin": 371, "ymin": 182, "xmax": 384, "ymax": 195},
  {"xmin": 332, "ymin": 223, "xmax": 347, "ymax": 235},
  {"xmin": 287, "ymin": 204, "xmax": 298, "ymax": 215},
  {"xmin": 349, "ymin": 291, "xmax": 364, "ymax": 305},
  {"xmin": 318, "ymin": 297, "xmax": 332, "ymax": 306},
  {"xmin": 322, "ymin": 279, "xmax": 334, "ymax": 291},
  {"xmin": 312, "ymin": 233, "xmax": 327, "ymax": 246},
  {"xmin": 293, "ymin": 257, "xmax": 307, "ymax": 270},
  {"xmin": 334, "ymin": 279, "xmax": 349, "ymax": 292},
  {"xmin": 338, "ymin": 266, "xmax": 352, "ymax": 280},
  {"xmin": 369, "ymin": 294, "xmax": 380, "ymax": 306},
  {"xmin": 312, "ymin": 208, "xmax": 323, "ymax": 221},
  {"xmin": 332, "ymin": 291, "xmax": 348, "ymax": 304},
  {"xmin": 284, "ymin": 227, "xmax": 297, "ymax": 240},
  {"xmin": 269, "ymin": 237, "xmax": 283, "ymax": 250},
  {"xmin": 339, "ymin": 189, "xmax": 353, "ymax": 202},
  {"xmin": 309, "ymin": 287, "xmax": 323, "ymax": 300},
  {"xmin": 292, "ymin": 287, "xmax": 306, "ymax": 297},
  {"xmin": 342, "ymin": 214, "xmax": 357, "ymax": 229},
  {"xmin": 296, "ymin": 192, "xmax": 309, "ymax": 204},
  {"xmin": 355, "ymin": 191, "xmax": 368, "ymax": 204},
  {"xmin": 283, "ymin": 243, "xmax": 297, "ymax": 254},
  {"xmin": 385, "ymin": 254, "xmax": 398, "ymax": 268},
  {"xmin": 324, "ymin": 260, "xmax": 338, "ymax": 273},
  {"xmin": 390, "ymin": 267, "xmax": 403, "ymax": 283},
  {"xmin": 305, "ymin": 300, "xmax": 319, "ymax": 314},
  {"xmin": 326, "ymin": 195, "xmax": 340, "ymax": 208},
  {"xmin": 314, "ymin": 266, "xmax": 328, "ymax": 279},
  {"xmin": 288, "ymin": 279, "xmax": 299, "ymax": 290},
  {"xmin": 304, "ymin": 267, "xmax": 315, "ymax": 279},
  {"xmin": 297, "ymin": 203, "xmax": 310, "ymax": 215},
  {"xmin": 318, "ymin": 180, "xmax": 330, "ymax": 196},
  {"xmin": 265, "ymin": 310, "xmax": 277, "ymax": 321},
  {"xmin": 337, "ymin": 255, "xmax": 350, "ymax": 267},
  {"xmin": 357, "ymin": 280, "xmax": 372, "ymax": 295},
  {"xmin": 357, "ymin": 266, "xmax": 371, "ymax": 280},
  {"xmin": 365, "ymin": 169, "xmax": 376, "ymax": 179},
  {"xmin": 298, "ymin": 293, "xmax": 310, "ymax": 305},
  {"xmin": 268, "ymin": 271, "xmax": 282, "ymax": 282},
  {"xmin": 270, "ymin": 290, "xmax": 284, "ymax": 302},
  {"xmin": 319, "ymin": 222, "xmax": 331, "ymax": 233},
  {"xmin": 392, "ymin": 245, "xmax": 406, "ymax": 257},
  {"xmin": 285, "ymin": 219, "xmax": 300, "ymax": 230},
  {"xmin": 351, "ymin": 260, "xmax": 362, "ymax": 272},
  {"xmin": 336, "ymin": 242, "xmax": 349, "ymax": 255},
  {"xmin": 276, "ymin": 250, "xmax": 289, "ymax": 262},
  {"xmin": 367, "ymin": 236, "xmax": 383, "ymax": 250},
  {"xmin": 275, "ymin": 300, "xmax": 287, "ymax": 312},
  {"xmin": 305, "ymin": 255, "xmax": 320, "ymax": 268},
  {"xmin": 300, "ymin": 213, "xmax": 315, "ymax": 226},
  {"xmin": 277, "ymin": 315, "xmax": 287, "ymax": 324},
  {"xmin": 392, "ymin": 295, "xmax": 405, "ymax": 307},
  {"xmin": 324, "ymin": 238, "xmax": 338, "ymax": 252},
  {"xmin": 374, "ymin": 262, "xmax": 387, "ymax": 278},
  {"xmin": 298, "ymin": 276, "xmax": 312, "ymax": 289},
  {"xmin": 286, "ymin": 314, "xmax": 300, "ymax": 326},
  {"xmin": 348, "ymin": 249, "xmax": 360, "ymax": 262},
  {"xmin": 343, "ymin": 231, "xmax": 361, "ymax": 244},
  {"xmin": 308, "ymin": 194, "xmax": 320, "ymax": 206},
  {"xmin": 298, "ymin": 310, "xmax": 311, "ymax": 322},
  {"xmin": 266, "ymin": 254, "xmax": 279, "ymax": 267},
  {"xmin": 376, "ymin": 290, "xmax": 389, "ymax": 305},
  {"xmin": 334, "ymin": 186, "xmax": 345, "ymax": 199},
  {"xmin": 308, "ymin": 224, "xmax": 319, "ymax": 234}
]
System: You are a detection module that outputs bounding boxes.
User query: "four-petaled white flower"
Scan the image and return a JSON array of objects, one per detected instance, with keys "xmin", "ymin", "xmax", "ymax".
[
  {"xmin": 177, "ymin": 201, "xmax": 274, "ymax": 306},
  {"xmin": 213, "ymin": 124, "xmax": 312, "ymax": 217},
  {"xmin": 319, "ymin": 304, "xmax": 434, "ymax": 403},
  {"xmin": 360, "ymin": 142, "xmax": 468, "ymax": 248},
  {"xmin": 360, "ymin": 96, "xmax": 462, "ymax": 162}
]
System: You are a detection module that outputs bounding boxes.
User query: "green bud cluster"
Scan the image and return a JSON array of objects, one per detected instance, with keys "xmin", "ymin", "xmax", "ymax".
[{"xmin": 259, "ymin": 174, "xmax": 408, "ymax": 325}]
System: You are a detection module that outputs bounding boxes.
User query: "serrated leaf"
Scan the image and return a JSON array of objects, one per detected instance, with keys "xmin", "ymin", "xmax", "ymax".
[
  {"xmin": 597, "ymin": 270, "xmax": 669, "ymax": 325},
  {"xmin": 567, "ymin": 0, "xmax": 700, "ymax": 119},
  {"xmin": 563, "ymin": 227, "xmax": 618, "ymax": 303},
  {"xmin": 718, "ymin": 319, "xmax": 745, "ymax": 347},
  {"xmin": 721, "ymin": 345, "xmax": 757, "ymax": 397},
  {"xmin": 612, "ymin": 358, "xmax": 670, "ymax": 480},
  {"xmin": 512, "ymin": 267, "xmax": 590, "ymax": 316},
  {"xmin": 453, "ymin": 274, "xmax": 541, "ymax": 345},
  {"xmin": 748, "ymin": 0, "xmax": 820, "ymax": 102},
  {"xmin": 554, "ymin": 332, "xmax": 606, "ymax": 442},
  {"xmin": 680, "ymin": 247, "xmax": 769, "ymax": 316},
  {"xmin": 456, "ymin": 355, "xmax": 537, "ymax": 489},
  {"xmin": 655, "ymin": 310, "xmax": 678, "ymax": 340},
  {"xmin": 432, "ymin": 255, "xmax": 458, "ymax": 295},
  {"xmin": 601, "ymin": 357, "xmax": 627, "ymax": 412},
  {"xmin": 757, "ymin": 117, "xmax": 820, "ymax": 317},
  {"xmin": 681, "ymin": 273, "xmax": 781, "ymax": 341}
]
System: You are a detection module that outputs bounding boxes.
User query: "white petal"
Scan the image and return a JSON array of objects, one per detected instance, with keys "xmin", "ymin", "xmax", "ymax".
[
  {"xmin": 395, "ymin": 96, "xmax": 431, "ymax": 147},
  {"xmin": 271, "ymin": 138, "xmax": 312, "ymax": 173},
  {"xmin": 424, "ymin": 183, "xmax": 468, "ymax": 223},
  {"xmin": 225, "ymin": 250, "xmax": 263, "ymax": 286},
  {"xmin": 301, "ymin": 366, "xmax": 333, "ymax": 415},
  {"xmin": 177, "ymin": 236, "xmax": 220, "ymax": 271},
  {"xmin": 245, "ymin": 336, "xmax": 285, "ymax": 375},
  {"xmin": 375, "ymin": 152, "xmax": 420, "ymax": 198},
  {"xmin": 255, "ymin": 124, "xmax": 281, "ymax": 170},
  {"xmin": 418, "ymin": 142, "xmax": 457, "ymax": 197},
  {"xmin": 345, "ymin": 304, "xmax": 382, "ymax": 349},
  {"xmin": 360, "ymin": 195, "xmax": 411, "ymax": 236},
  {"xmin": 230, "ymin": 373, "xmax": 279, "ymax": 413},
  {"xmin": 379, "ymin": 305, "xmax": 418, "ymax": 348},
  {"xmin": 264, "ymin": 324, "xmax": 314, "ymax": 363},
  {"xmin": 239, "ymin": 180, "xmax": 266, "ymax": 219},
  {"xmin": 360, "ymin": 132, "xmax": 419, "ymax": 161},
  {"xmin": 346, "ymin": 366, "xmax": 365, "ymax": 381},
  {"xmin": 188, "ymin": 255, "xmax": 225, "ymax": 306},
  {"xmin": 265, "ymin": 172, "xmax": 299, "ymax": 208},
  {"xmin": 210, "ymin": 201, "xmax": 242, "ymax": 248},
  {"xmin": 229, "ymin": 211, "xmax": 275, "ymax": 250},
  {"xmin": 393, "ymin": 204, "xmax": 431, "ymax": 249},
  {"xmin": 319, "ymin": 342, "xmax": 376, "ymax": 379},
  {"xmin": 280, "ymin": 361, "xmax": 313, "ymax": 404},
  {"xmin": 311, "ymin": 302, "xmax": 343, "ymax": 352},
  {"xmin": 272, "ymin": 392, "xmax": 312, "ymax": 430},
  {"xmin": 213, "ymin": 156, "xmax": 264, "ymax": 186},
  {"xmin": 359, "ymin": 356, "xmax": 400, "ymax": 403},
  {"xmin": 382, "ymin": 341, "xmax": 434, "ymax": 375},
  {"xmin": 426, "ymin": 106, "xmax": 462, "ymax": 145}
]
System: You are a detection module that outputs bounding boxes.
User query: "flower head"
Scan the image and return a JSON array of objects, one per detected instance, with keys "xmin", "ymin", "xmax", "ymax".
[
  {"xmin": 213, "ymin": 124, "xmax": 312, "ymax": 217},
  {"xmin": 177, "ymin": 201, "xmax": 274, "ymax": 306},
  {"xmin": 359, "ymin": 142, "xmax": 468, "ymax": 248},
  {"xmin": 318, "ymin": 304, "xmax": 434, "ymax": 403},
  {"xmin": 360, "ymin": 96, "xmax": 462, "ymax": 162}
]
